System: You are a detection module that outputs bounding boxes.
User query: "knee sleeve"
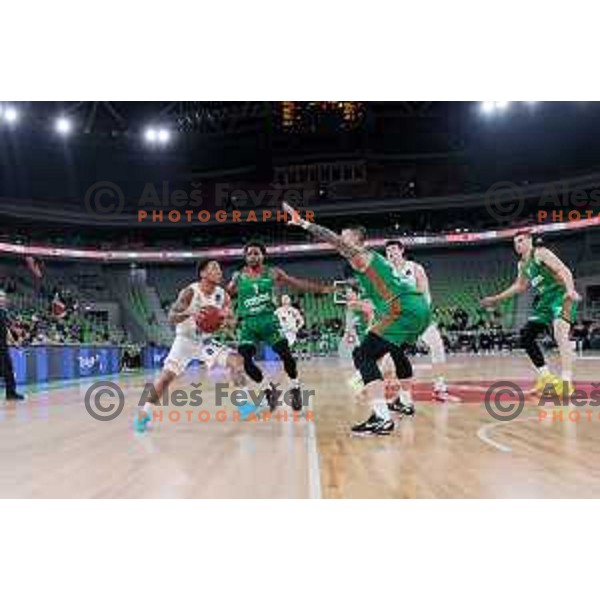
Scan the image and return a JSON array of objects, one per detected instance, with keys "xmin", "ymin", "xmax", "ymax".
[
  {"xmin": 238, "ymin": 344, "xmax": 263, "ymax": 383},
  {"xmin": 352, "ymin": 335, "xmax": 387, "ymax": 385},
  {"xmin": 388, "ymin": 344, "xmax": 413, "ymax": 380},
  {"xmin": 272, "ymin": 340, "xmax": 298, "ymax": 379},
  {"xmin": 520, "ymin": 321, "xmax": 547, "ymax": 368}
]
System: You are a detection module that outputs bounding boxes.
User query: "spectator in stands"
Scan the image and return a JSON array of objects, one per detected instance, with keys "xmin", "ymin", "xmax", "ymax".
[{"xmin": 0, "ymin": 291, "xmax": 24, "ymax": 401}]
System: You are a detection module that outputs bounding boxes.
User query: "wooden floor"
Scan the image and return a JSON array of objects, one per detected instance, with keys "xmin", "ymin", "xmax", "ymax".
[{"xmin": 1, "ymin": 354, "xmax": 600, "ymax": 498}]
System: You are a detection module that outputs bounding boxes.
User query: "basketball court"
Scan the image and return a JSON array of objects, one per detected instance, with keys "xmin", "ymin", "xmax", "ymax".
[{"xmin": 2, "ymin": 354, "xmax": 599, "ymax": 498}]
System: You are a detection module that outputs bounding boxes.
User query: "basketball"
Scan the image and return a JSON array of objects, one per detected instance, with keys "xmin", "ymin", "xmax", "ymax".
[{"xmin": 195, "ymin": 306, "xmax": 225, "ymax": 333}]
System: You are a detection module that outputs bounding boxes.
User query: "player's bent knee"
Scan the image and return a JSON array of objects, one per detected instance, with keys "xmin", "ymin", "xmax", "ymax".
[
  {"xmin": 520, "ymin": 321, "xmax": 542, "ymax": 346},
  {"xmin": 391, "ymin": 352, "xmax": 412, "ymax": 380},
  {"xmin": 353, "ymin": 347, "xmax": 382, "ymax": 386},
  {"xmin": 238, "ymin": 344, "xmax": 263, "ymax": 383},
  {"xmin": 273, "ymin": 340, "xmax": 298, "ymax": 379},
  {"xmin": 520, "ymin": 321, "xmax": 546, "ymax": 367}
]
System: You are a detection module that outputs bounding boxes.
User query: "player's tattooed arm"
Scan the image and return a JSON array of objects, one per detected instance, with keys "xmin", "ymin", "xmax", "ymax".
[
  {"xmin": 282, "ymin": 201, "xmax": 370, "ymax": 269},
  {"xmin": 168, "ymin": 287, "xmax": 194, "ymax": 325},
  {"xmin": 536, "ymin": 247, "xmax": 580, "ymax": 301},
  {"xmin": 272, "ymin": 267, "xmax": 333, "ymax": 293}
]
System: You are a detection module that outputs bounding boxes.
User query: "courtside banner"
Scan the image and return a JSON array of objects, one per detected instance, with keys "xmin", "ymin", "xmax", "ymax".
[{"xmin": 8, "ymin": 345, "xmax": 122, "ymax": 384}]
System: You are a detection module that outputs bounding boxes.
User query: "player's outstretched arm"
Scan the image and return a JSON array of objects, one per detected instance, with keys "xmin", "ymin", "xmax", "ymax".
[
  {"xmin": 225, "ymin": 271, "xmax": 240, "ymax": 297},
  {"xmin": 536, "ymin": 247, "xmax": 580, "ymax": 301},
  {"xmin": 272, "ymin": 267, "xmax": 333, "ymax": 294},
  {"xmin": 167, "ymin": 287, "xmax": 194, "ymax": 325},
  {"xmin": 480, "ymin": 274, "xmax": 527, "ymax": 307},
  {"xmin": 282, "ymin": 202, "xmax": 369, "ymax": 268}
]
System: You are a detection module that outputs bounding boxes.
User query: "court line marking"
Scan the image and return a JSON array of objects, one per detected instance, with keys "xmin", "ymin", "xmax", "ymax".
[
  {"xmin": 477, "ymin": 415, "xmax": 541, "ymax": 453},
  {"xmin": 306, "ymin": 407, "xmax": 322, "ymax": 499}
]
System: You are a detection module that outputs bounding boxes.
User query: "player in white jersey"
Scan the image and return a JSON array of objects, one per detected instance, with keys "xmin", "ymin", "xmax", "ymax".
[
  {"xmin": 275, "ymin": 294, "xmax": 304, "ymax": 347},
  {"xmin": 384, "ymin": 240, "xmax": 450, "ymax": 402},
  {"xmin": 134, "ymin": 259, "xmax": 251, "ymax": 432}
]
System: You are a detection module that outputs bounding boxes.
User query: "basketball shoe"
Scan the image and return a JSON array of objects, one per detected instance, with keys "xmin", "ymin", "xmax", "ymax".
[
  {"xmin": 351, "ymin": 413, "xmax": 394, "ymax": 435},
  {"xmin": 133, "ymin": 407, "xmax": 152, "ymax": 433},
  {"xmin": 387, "ymin": 391, "xmax": 415, "ymax": 417},
  {"xmin": 532, "ymin": 371, "xmax": 561, "ymax": 396}
]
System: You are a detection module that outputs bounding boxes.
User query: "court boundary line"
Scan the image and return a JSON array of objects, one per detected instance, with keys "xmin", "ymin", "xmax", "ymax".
[
  {"xmin": 477, "ymin": 414, "xmax": 542, "ymax": 453},
  {"xmin": 306, "ymin": 409, "xmax": 322, "ymax": 499}
]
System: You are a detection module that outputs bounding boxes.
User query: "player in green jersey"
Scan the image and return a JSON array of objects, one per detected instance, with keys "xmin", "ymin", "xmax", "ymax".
[
  {"xmin": 283, "ymin": 201, "xmax": 431, "ymax": 436},
  {"xmin": 481, "ymin": 229, "xmax": 580, "ymax": 397},
  {"xmin": 227, "ymin": 241, "xmax": 332, "ymax": 412}
]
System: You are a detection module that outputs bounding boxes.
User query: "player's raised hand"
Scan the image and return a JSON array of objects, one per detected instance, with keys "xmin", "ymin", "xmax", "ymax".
[{"xmin": 282, "ymin": 202, "xmax": 304, "ymax": 227}]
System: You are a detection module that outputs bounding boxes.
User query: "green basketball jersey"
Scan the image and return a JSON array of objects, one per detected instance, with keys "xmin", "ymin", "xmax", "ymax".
[
  {"xmin": 520, "ymin": 251, "xmax": 564, "ymax": 298},
  {"xmin": 235, "ymin": 267, "xmax": 276, "ymax": 318},
  {"xmin": 354, "ymin": 252, "xmax": 422, "ymax": 315}
]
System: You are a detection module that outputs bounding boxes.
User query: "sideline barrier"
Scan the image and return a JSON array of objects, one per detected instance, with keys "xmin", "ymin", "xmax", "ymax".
[{"xmin": 8, "ymin": 345, "xmax": 122, "ymax": 385}]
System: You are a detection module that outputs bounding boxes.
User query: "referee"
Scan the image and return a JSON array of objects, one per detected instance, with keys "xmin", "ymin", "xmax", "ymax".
[{"xmin": 0, "ymin": 291, "xmax": 24, "ymax": 401}]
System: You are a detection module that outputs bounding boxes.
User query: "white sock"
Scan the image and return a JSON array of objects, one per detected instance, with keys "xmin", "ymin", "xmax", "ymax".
[
  {"xmin": 562, "ymin": 371, "xmax": 572, "ymax": 383},
  {"xmin": 290, "ymin": 378, "xmax": 300, "ymax": 388},
  {"xmin": 373, "ymin": 401, "xmax": 391, "ymax": 421},
  {"xmin": 537, "ymin": 366, "xmax": 550, "ymax": 376},
  {"xmin": 400, "ymin": 389, "xmax": 414, "ymax": 407},
  {"xmin": 143, "ymin": 403, "xmax": 155, "ymax": 416}
]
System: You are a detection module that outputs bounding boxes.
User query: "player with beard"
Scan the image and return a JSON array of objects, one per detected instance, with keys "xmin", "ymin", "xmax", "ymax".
[
  {"xmin": 283, "ymin": 203, "xmax": 431, "ymax": 435},
  {"xmin": 227, "ymin": 241, "xmax": 332, "ymax": 412}
]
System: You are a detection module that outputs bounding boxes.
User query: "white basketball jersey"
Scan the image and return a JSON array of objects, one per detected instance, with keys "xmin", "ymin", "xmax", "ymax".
[
  {"xmin": 393, "ymin": 260, "xmax": 431, "ymax": 305},
  {"xmin": 395, "ymin": 260, "xmax": 418, "ymax": 288},
  {"xmin": 175, "ymin": 283, "xmax": 226, "ymax": 340},
  {"xmin": 276, "ymin": 306, "xmax": 302, "ymax": 332}
]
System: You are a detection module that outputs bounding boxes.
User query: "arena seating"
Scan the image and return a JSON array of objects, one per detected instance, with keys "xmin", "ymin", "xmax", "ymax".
[{"xmin": 0, "ymin": 231, "xmax": 595, "ymax": 354}]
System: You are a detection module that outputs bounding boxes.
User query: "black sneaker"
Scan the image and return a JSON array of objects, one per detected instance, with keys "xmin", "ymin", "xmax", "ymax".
[
  {"xmin": 351, "ymin": 413, "xmax": 394, "ymax": 436},
  {"xmin": 387, "ymin": 397, "xmax": 415, "ymax": 417},
  {"xmin": 264, "ymin": 383, "xmax": 278, "ymax": 412},
  {"xmin": 6, "ymin": 392, "xmax": 25, "ymax": 401},
  {"xmin": 290, "ymin": 386, "xmax": 303, "ymax": 411}
]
